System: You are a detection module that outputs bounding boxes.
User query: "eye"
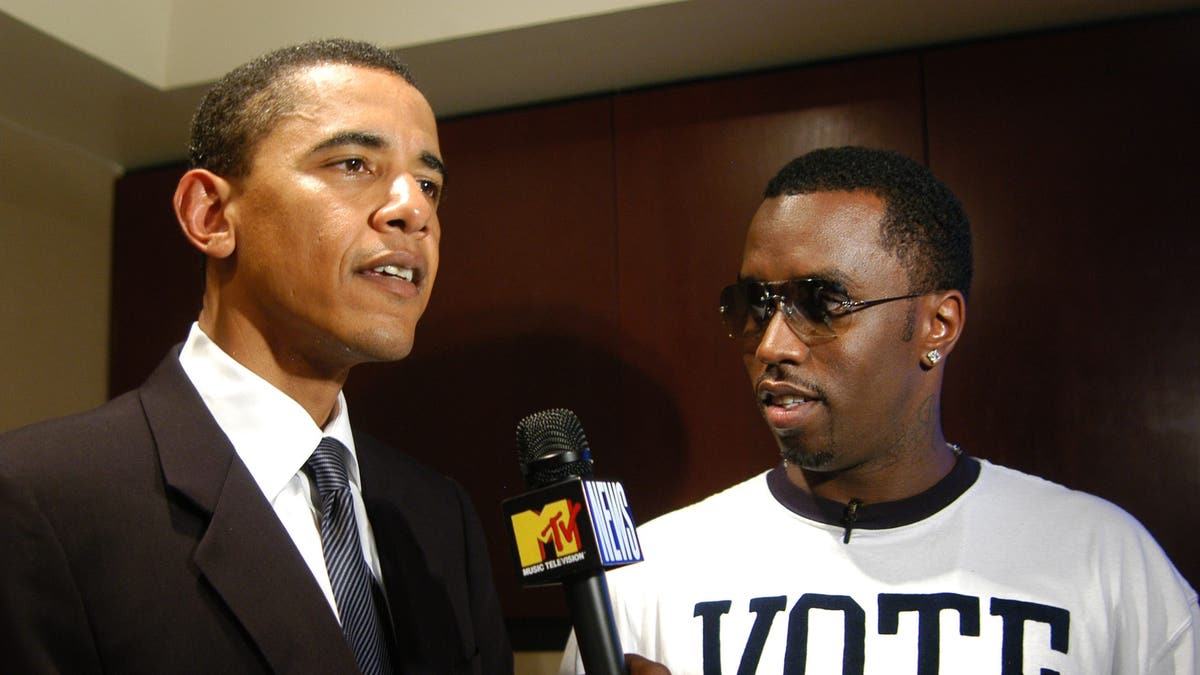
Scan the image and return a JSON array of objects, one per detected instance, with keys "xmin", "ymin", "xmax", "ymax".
[
  {"xmin": 331, "ymin": 157, "xmax": 371, "ymax": 175},
  {"xmin": 741, "ymin": 284, "xmax": 772, "ymax": 321},
  {"xmin": 417, "ymin": 178, "xmax": 442, "ymax": 203},
  {"xmin": 811, "ymin": 287, "xmax": 851, "ymax": 322},
  {"xmin": 739, "ymin": 283, "xmax": 764, "ymax": 307}
]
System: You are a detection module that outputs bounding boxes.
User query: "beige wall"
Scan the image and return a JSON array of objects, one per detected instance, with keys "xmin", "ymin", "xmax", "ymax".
[
  {"xmin": 0, "ymin": 120, "xmax": 119, "ymax": 431},
  {"xmin": 515, "ymin": 651, "xmax": 563, "ymax": 674}
]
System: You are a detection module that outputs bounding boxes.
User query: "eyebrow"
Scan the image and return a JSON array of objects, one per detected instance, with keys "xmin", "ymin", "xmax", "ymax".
[
  {"xmin": 310, "ymin": 131, "xmax": 386, "ymax": 154},
  {"xmin": 420, "ymin": 150, "xmax": 447, "ymax": 181},
  {"xmin": 308, "ymin": 131, "xmax": 447, "ymax": 181}
]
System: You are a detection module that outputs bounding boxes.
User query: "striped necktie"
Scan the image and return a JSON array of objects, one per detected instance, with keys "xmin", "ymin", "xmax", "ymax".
[{"xmin": 305, "ymin": 437, "xmax": 393, "ymax": 675}]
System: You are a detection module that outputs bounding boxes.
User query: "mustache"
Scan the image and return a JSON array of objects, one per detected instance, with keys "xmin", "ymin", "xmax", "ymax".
[{"xmin": 756, "ymin": 364, "xmax": 827, "ymax": 401}]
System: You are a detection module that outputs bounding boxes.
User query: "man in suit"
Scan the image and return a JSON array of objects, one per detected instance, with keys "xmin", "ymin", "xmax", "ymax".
[{"xmin": 0, "ymin": 40, "xmax": 512, "ymax": 674}]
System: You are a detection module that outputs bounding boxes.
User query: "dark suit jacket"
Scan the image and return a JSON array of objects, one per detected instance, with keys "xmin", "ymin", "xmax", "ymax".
[{"xmin": 0, "ymin": 349, "xmax": 512, "ymax": 674}]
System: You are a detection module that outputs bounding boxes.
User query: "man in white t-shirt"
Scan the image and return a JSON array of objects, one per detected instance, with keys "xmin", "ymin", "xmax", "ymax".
[{"xmin": 562, "ymin": 146, "xmax": 1198, "ymax": 674}]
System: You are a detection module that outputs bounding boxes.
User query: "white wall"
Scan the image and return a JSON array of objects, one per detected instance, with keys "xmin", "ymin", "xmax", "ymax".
[{"xmin": 0, "ymin": 120, "xmax": 119, "ymax": 431}]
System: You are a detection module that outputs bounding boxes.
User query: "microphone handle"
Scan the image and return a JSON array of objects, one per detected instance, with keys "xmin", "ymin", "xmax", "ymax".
[{"xmin": 564, "ymin": 569, "xmax": 627, "ymax": 675}]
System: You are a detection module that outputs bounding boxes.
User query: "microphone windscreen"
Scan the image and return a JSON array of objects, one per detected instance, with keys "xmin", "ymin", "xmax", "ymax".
[{"xmin": 516, "ymin": 408, "xmax": 593, "ymax": 488}]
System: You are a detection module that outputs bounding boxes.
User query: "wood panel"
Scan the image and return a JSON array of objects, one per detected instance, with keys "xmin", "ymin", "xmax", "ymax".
[
  {"xmin": 611, "ymin": 55, "xmax": 927, "ymax": 520},
  {"xmin": 925, "ymin": 14, "xmax": 1200, "ymax": 588},
  {"xmin": 109, "ymin": 164, "xmax": 199, "ymax": 397}
]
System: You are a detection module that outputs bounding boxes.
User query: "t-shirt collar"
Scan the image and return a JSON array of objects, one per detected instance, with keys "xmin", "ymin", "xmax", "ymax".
[{"xmin": 766, "ymin": 454, "xmax": 981, "ymax": 536}]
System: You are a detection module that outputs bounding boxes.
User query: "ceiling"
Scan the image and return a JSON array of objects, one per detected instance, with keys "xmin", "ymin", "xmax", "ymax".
[{"xmin": 1, "ymin": 0, "xmax": 1195, "ymax": 172}]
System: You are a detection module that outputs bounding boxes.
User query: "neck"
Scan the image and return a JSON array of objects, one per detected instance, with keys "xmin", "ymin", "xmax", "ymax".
[
  {"xmin": 198, "ymin": 308, "xmax": 349, "ymax": 427},
  {"xmin": 786, "ymin": 432, "xmax": 959, "ymax": 505}
]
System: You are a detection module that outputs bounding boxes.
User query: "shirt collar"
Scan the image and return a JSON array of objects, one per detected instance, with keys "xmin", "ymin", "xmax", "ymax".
[
  {"xmin": 766, "ymin": 454, "xmax": 981, "ymax": 535},
  {"xmin": 178, "ymin": 323, "xmax": 360, "ymax": 500}
]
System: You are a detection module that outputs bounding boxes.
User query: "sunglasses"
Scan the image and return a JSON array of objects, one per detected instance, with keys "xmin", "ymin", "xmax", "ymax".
[{"xmin": 719, "ymin": 278, "xmax": 925, "ymax": 343}]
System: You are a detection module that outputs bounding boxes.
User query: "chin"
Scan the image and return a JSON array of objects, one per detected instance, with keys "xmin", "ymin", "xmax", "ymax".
[
  {"xmin": 780, "ymin": 444, "xmax": 837, "ymax": 471},
  {"xmin": 358, "ymin": 341, "xmax": 415, "ymax": 364},
  {"xmin": 339, "ymin": 329, "xmax": 417, "ymax": 365}
]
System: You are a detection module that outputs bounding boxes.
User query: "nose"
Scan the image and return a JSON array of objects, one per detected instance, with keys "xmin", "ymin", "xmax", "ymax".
[
  {"xmin": 753, "ymin": 304, "xmax": 810, "ymax": 365},
  {"xmin": 372, "ymin": 173, "xmax": 433, "ymax": 234}
]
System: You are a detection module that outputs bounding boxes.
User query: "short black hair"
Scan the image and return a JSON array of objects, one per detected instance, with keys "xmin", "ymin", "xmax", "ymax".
[
  {"xmin": 188, "ymin": 39, "xmax": 418, "ymax": 178},
  {"xmin": 764, "ymin": 146, "xmax": 973, "ymax": 299}
]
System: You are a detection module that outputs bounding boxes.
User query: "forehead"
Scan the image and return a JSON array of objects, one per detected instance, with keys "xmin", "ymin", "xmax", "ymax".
[
  {"xmin": 254, "ymin": 63, "xmax": 439, "ymax": 157},
  {"xmin": 741, "ymin": 190, "xmax": 900, "ymax": 288}
]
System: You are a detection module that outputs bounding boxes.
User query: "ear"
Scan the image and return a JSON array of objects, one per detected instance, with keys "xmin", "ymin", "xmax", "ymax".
[
  {"xmin": 174, "ymin": 169, "xmax": 236, "ymax": 259},
  {"xmin": 920, "ymin": 290, "xmax": 966, "ymax": 369}
]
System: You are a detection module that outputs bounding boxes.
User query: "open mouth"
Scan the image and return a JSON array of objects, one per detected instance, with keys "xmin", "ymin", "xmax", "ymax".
[
  {"xmin": 369, "ymin": 264, "xmax": 415, "ymax": 283},
  {"xmin": 756, "ymin": 381, "xmax": 823, "ymax": 431},
  {"xmin": 762, "ymin": 392, "xmax": 813, "ymax": 408},
  {"xmin": 759, "ymin": 383, "xmax": 821, "ymax": 408}
]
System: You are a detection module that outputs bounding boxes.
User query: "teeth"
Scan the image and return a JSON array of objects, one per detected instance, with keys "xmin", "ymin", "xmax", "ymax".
[
  {"xmin": 373, "ymin": 265, "xmax": 414, "ymax": 282},
  {"xmin": 772, "ymin": 395, "xmax": 809, "ymax": 407}
]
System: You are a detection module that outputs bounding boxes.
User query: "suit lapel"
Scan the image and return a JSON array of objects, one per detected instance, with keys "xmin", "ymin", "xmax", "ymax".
[{"xmin": 140, "ymin": 351, "xmax": 360, "ymax": 673}]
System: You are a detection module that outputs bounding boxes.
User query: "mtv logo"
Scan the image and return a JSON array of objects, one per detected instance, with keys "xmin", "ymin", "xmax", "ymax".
[
  {"xmin": 510, "ymin": 498, "xmax": 584, "ymax": 567},
  {"xmin": 502, "ymin": 477, "xmax": 642, "ymax": 586}
]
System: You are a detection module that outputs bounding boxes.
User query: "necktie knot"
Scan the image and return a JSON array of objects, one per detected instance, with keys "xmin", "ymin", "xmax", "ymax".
[{"xmin": 305, "ymin": 437, "xmax": 351, "ymax": 498}]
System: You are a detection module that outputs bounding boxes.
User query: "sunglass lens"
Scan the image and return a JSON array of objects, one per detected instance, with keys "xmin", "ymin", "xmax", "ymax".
[
  {"xmin": 721, "ymin": 280, "xmax": 841, "ymax": 341},
  {"xmin": 782, "ymin": 279, "xmax": 838, "ymax": 339},
  {"xmin": 720, "ymin": 284, "xmax": 754, "ymax": 337}
]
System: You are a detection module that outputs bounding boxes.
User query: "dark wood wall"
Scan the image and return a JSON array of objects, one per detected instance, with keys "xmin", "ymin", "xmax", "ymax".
[
  {"xmin": 110, "ymin": 13, "xmax": 1199, "ymax": 648},
  {"xmin": 926, "ymin": 15, "xmax": 1200, "ymax": 596}
]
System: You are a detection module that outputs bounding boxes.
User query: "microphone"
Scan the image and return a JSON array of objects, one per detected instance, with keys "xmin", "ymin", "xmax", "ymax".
[{"xmin": 501, "ymin": 409, "xmax": 642, "ymax": 675}]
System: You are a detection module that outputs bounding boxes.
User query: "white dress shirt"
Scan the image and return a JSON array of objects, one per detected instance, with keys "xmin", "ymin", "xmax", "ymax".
[{"xmin": 178, "ymin": 323, "xmax": 384, "ymax": 623}]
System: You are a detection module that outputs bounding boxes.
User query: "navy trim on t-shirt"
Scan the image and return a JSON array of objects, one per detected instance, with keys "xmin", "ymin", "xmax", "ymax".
[{"xmin": 766, "ymin": 455, "xmax": 981, "ymax": 535}]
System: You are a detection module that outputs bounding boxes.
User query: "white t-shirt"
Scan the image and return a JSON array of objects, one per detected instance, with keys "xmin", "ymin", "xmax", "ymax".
[{"xmin": 561, "ymin": 458, "xmax": 1199, "ymax": 674}]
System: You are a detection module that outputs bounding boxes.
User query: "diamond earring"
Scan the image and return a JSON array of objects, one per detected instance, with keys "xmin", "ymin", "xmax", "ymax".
[{"xmin": 926, "ymin": 349, "xmax": 942, "ymax": 365}]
